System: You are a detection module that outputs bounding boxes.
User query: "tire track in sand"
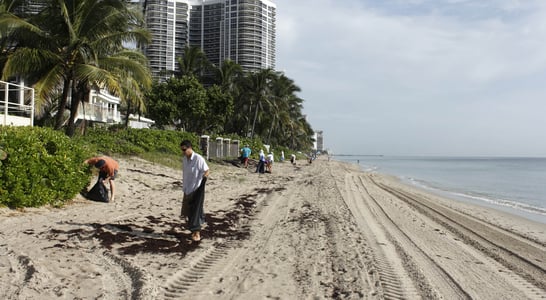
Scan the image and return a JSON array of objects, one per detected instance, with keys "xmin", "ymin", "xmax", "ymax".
[
  {"xmin": 340, "ymin": 172, "xmax": 444, "ymax": 299},
  {"xmin": 351, "ymin": 173, "xmax": 472, "ymax": 299},
  {"xmin": 161, "ymin": 183, "xmax": 289, "ymax": 299},
  {"xmin": 369, "ymin": 175, "xmax": 546, "ymax": 298},
  {"xmin": 161, "ymin": 161, "xmax": 377, "ymax": 299},
  {"xmin": 294, "ymin": 172, "xmax": 373, "ymax": 299}
]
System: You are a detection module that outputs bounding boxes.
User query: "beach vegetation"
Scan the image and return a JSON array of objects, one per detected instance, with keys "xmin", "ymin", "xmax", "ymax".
[
  {"xmin": 0, "ymin": 126, "xmax": 91, "ymax": 208},
  {"xmin": 74, "ymin": 127, "xmax": 198, "ymax": 157},
  {"xmin": 0, "ymin": 124, "xmax": 297, "ymax": 208}
]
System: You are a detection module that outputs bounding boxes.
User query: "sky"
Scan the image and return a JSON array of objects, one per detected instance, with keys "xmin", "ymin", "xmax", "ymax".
[{"xmin": 273, "ymin": 0, "xmax": 546, "ymax": 157}]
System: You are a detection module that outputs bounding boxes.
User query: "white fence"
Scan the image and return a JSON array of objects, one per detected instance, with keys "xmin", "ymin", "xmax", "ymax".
[
  {"xmin": 0, "ymin": 80, "xmax": 34, "ymax": 126},
  {"xmin": 200, "ymin": 136, "xmax": 240, "ymax": 160}
]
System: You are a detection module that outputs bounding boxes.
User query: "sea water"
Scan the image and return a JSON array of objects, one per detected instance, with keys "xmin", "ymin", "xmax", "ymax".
[{"xmin": 334, "ymin": 156, "xmax": 546, "ymax": 224}]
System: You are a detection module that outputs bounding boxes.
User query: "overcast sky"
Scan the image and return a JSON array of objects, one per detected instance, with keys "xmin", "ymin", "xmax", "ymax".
[{"xmin": 274, "ymin": 0, "xmax": 546, "ymax": 157}]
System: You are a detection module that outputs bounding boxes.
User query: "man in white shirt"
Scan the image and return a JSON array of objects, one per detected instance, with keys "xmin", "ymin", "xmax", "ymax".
[{"xmin": 180, "ymin": 140, "xmax": 210, "ymax": 242}]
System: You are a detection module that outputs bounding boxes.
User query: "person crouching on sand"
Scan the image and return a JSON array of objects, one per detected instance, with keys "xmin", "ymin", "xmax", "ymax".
[
  {"xmin": 84, "ymin": 156, "xmax": 119, "ymax": 201},
  {"xmin": 290, "ymin": 154, "xmax": 296, "ymax": 165},
  {"xmin": 180, "ymin": 140, "xmax": 210, "ymax": 242}
]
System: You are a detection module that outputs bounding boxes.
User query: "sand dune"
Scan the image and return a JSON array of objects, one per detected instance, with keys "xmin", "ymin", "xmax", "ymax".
[{"xmin": 1, "ymin": 156, "xmax": 544, "ymax": 299}]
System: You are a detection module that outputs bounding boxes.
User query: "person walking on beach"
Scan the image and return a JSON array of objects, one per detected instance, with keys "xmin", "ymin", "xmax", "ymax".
[
  {"xmin": 84, "ymin": 156, "xmax": 119, "ymax": 201},
  {"xmin": 240, "ymin": 144, "xmax": 251, "ymax": 168},
  {"xmin": 256, "ymin": 149, "xmax": 266, "ymax": 173},
  {"xmin": 180, "ymin": 140, "xmax": 210, "ymax": 242}
]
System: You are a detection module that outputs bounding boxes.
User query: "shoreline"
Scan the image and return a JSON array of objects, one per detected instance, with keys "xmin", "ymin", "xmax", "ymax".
[
  {"xmin": 1, "ymin": 156, "xmax": 544, "ymax": 299},
  {"xmin": 335, "ymin": 156, "xmax": 546, "ymax": 225},
  {"xmin": 337, "ymin": 159, "xmax": 546, "ymax": 244},
  {"xmin": 386, "ymin": 172, "xmax": 546, "ymax": 225}
]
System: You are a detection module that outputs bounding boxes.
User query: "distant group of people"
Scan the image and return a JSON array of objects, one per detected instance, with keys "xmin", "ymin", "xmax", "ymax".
[
  {"xmin": 240, "ymin": 145, "xmax": 284, "ymax": 174},
  {"xmin": 256, "ymin": 149, "xmax": 274, "ymax": 173}
]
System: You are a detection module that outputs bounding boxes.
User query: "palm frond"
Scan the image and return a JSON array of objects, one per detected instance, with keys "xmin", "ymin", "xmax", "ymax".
[
  {"xmin": 74, "ymin": 63, "xmax": 120, "ymax": 94},
  {"xmin": 2, "ymin": 47, "xmax": 60, "ymax": 79}
]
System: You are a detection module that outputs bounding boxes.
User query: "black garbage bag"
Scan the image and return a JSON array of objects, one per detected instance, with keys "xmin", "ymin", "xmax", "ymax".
[
  {"xmin": 181, "ymin": 177, "xmax": 207, "ymax": 232},
  {"xmin": 86, "ymin": 178, "xmax": 109, "ymax": 203}
]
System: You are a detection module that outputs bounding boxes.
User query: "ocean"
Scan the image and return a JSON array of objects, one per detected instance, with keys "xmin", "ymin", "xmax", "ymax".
[{"xmin": 334, "ymin": 156, "xmax": 546, "ymax": 224}]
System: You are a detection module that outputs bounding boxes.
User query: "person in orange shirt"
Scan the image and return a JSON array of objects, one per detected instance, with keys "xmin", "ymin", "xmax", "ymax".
[{"xmin": 84, "ymin": 156, "xmax": 119, "ymax": 201}]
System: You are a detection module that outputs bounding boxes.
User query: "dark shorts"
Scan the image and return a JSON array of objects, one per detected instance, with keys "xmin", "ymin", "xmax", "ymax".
[
  {"xmin": 181, "ymin": 187, "xmax": 206, "ymax": 232},
  {"xmin": 99, "ymin": 170, "xmax": 118, "ymax": 180}
]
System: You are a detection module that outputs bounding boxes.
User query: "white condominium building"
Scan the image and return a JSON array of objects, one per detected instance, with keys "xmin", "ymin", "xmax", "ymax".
[
  {"xmin": 141, "ymin": 0, "xmax": 276, "ymax": 79},
  {"xmin": 141, "ymin": 0, "xmax": 191, "ymax": 79}
]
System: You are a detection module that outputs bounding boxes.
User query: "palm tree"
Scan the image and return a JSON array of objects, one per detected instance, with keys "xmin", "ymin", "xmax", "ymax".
[
  {"xmin": 1, "ymin": 0, "xmax": 151, "ymax": 136},
  {"xmin": 211, "ymin": 59, "xmax": 243, "ymax": 92},
  {"xmin": 176, "ymin": 45, "xmax": 210, "ymax": 79},
  {"xmin": 118, "ymin": 69, "xmax": 150, "ymax": 128},
  {"xmin": 267, "ymin": 72, "xmax": 301, "ymax": 144},
  {"xmin": 240, "ymin": 68, "xmax": 275, "ymax": 139}
]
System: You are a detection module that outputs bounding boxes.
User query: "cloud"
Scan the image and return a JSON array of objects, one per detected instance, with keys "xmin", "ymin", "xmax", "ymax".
[
  {"xmin": 291, "ymin": 1, "xmax": 546, "ymax": 83},
  {"xmin": 275, "ymin": 0, "xmax": 546, "ymax": 155}
]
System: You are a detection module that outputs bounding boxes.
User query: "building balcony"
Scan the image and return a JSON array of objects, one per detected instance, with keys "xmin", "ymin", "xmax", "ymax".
[
  {"xmin": 76, "ymin": 89, "xmax": 121, "ymax": 124},
  {"xmin": 0, "ymin": 80, "xmax": 34, "ymax": 127}
]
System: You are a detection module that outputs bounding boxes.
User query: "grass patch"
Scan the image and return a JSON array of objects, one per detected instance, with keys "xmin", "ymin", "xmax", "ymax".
[{"xmin": 138, "ymin": 152, "xmax": 181, "ymax": 170}]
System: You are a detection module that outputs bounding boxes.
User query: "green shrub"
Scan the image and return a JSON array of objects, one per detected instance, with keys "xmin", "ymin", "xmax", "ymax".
[
  {"xmin": 0, "ymin": 148, "xmax": 6, "ymax": 166},
  {"xmin": 0, "ymin": 127, "xmax": 92, "ymax": 208},
  {"xmin": 0, "ymin": 126, "xmax": 279, "ymax": 208},
  {"xmin": 78, "ymin": 128, "xmax": 199, "ymax": 156}
]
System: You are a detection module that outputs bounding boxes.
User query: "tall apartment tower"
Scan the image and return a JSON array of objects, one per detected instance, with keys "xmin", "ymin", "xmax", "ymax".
[
  {"xmin": 13, "ymin": 0, "xmax": 44, "ymax": 15},
  {"xmin": 141, "ymin": 0, "xmax": 276, "ymax": 79},
  {"xmin": 228, "ymin": 0, "xmax": 276, "ymax": 71},
  {"xmin": 316, "ymin": 130, "xmax": 324, "ymax": 152},
  {"xmin": 141, "ymin": 0, "xmax": 191, "ymax": 79}
]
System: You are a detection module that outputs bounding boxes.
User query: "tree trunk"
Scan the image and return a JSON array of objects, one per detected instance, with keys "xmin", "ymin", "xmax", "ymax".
[
  {"xmin": 66, "ymin": 82, "xmax": 88, "ymax": 137},
  {"xmin": 125, "ymin": 98, "xmax": 131, "ymax": 128},
  {"xmin": 245, "ymin": 100, "xmax": 253, "ymax": 137},
  {"xmin": 250, "ymin": 100, "xmax": 259, "ymax": 139},
  {"xmin": 267, "ymin": 115, "xmax": 275, "ymax": 144},
  {"xmin": 54, "ymin": 79, "xmax": 72, "ymax": 130},
  {"xmin": 80, "ymin": 99, "xmax": 86, "ymax": 135}
]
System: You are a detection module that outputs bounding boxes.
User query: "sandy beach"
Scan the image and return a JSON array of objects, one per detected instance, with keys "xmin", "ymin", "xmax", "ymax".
[{"xmin": 0, "ymin": 156, "xmax": 545, "ymax": 299}]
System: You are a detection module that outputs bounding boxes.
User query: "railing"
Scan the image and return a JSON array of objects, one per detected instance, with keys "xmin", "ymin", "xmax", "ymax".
[
  {"xmin": 0, "ymin": 80, "xmax": 34, "ymax": 126},
  {"xmin": 78, "ymin": 102, "xmax": 120, "ymax": 123}
]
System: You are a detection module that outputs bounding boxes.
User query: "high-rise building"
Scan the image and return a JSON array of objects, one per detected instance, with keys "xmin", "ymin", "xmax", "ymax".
[
  {"xmin": 141, "ymin": 0, "xmax": 191, "ymax": 79},
  {"xmin": 226, "ymin": 0, "xmax": 276, "ymax": 71},
  {"xmin": 13, "ymin": 0, "xmax": 44, "ymax": 16},
  {"xmin": 316, "ymin": 130, "xmax": 324, "ymax": 152},
  {"xmin": 188, "ymin": 1, "xmax": 224, "ymax": 67},
  {"xmin": 141, "ymin": 0, "xmax": 276, "ymax": 79}
]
